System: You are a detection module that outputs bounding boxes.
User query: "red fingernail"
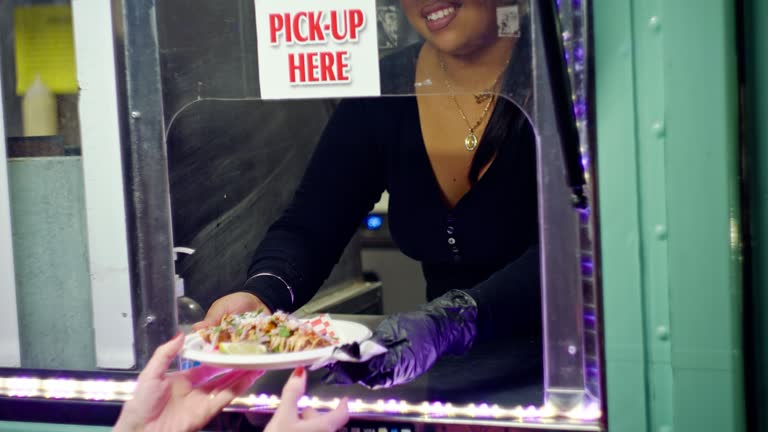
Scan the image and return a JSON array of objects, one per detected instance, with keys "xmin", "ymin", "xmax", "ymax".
[{"xmin": 293, "ymin": 366, "xmax": 305, "ymax": 377}]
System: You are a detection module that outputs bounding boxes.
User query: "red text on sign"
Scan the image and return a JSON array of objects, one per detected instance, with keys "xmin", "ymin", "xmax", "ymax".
[
  {"xmin": 269, "ymin": 9, "xmax": 366, "ymax": 45},
  {"xmin": 288, "ymin": 51, "xmax": 351, "ymax": 84}
]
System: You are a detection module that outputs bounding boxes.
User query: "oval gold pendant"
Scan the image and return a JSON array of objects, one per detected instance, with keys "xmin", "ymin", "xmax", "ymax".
[{"xmin": 464, "ymin": 132, "xmax": 479, "ymax": 151}]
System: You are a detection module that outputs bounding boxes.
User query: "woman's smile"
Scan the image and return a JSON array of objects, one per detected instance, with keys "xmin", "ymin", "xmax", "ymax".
[{"xmin": 421, "ymin": 1, "xmax": 462, "ymax": 32}]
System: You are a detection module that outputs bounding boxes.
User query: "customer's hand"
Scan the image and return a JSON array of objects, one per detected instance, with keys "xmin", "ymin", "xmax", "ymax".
[
  {"xmin": 192, "ymin": 292, "xmax": 271, "ymax": 331},
  {"xmin": 114, "ymin": 333, "xmax": 263, "ymax": 432},
  {"xmin": 264, "ymin": 367, "xmax": 350, "ymax": 432}
]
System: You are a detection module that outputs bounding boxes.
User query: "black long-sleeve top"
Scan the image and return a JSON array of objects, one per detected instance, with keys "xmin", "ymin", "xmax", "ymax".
[{"xmin": 241, "ymin": 43, "xmax": 541, "ymax": 340}]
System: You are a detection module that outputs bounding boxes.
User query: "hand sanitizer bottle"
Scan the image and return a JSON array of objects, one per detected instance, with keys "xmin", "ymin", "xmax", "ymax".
[{"xmin": 173, "ymin": 247, "xmax": 204, "ymax": 369}]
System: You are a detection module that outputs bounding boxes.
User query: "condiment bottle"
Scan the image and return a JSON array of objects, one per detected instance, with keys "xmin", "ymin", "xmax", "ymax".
[{"xmin": 22, "ymin": 75, "xmax": 58, "ymax": 137}]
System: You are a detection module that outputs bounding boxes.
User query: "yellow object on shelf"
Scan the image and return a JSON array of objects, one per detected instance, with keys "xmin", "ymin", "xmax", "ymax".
[{"xmin": 14, "ymin": 5, "xmax": 78, "ymax": 95}]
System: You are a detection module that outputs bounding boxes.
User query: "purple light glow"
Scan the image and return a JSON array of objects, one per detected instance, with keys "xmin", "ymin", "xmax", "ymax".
[
  {"xmin": 574, "ymin": 42, "xmax": 586, "ymax": 63},
  {"xmin": 583, "ymin": 313, "xmax": 597, "ymax": 330},
  {"xmin": 524, "ymin": 405, "xmax": 540, "ymax": 418},
  {"xmin": 572, "ymin": 0, "xmax": 582, "ymax": 9},
  {"xmin": 577, "ymin": 207, "xmax": 591, "ymax": 223},
  {"xmin": 574, "ymin": 99, "xmax": 588, "ymax": 120}
]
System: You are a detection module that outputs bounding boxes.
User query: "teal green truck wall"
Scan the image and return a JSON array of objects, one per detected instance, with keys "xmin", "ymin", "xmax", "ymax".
[
  {"xmin": 744, "ymin": 0, "xmax": 768, "ymax": 429},
  {"xmin": 0, "ymin": 422, "xmax": 110, "ymax": 432},
  {"xmin": 595, "ymin": 0, "xmax": 745, "ymax": 431}
]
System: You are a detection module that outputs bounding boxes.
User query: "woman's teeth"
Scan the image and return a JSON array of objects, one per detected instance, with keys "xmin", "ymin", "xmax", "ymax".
[{"xmin": 426, "ymin": 7, "xmax": 455, "ymax": 21}]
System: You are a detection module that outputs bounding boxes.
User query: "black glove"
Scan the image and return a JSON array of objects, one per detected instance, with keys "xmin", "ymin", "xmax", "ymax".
[{"xmin": 322, "ymin": 289, "xmax": 478, "ymax": 389}]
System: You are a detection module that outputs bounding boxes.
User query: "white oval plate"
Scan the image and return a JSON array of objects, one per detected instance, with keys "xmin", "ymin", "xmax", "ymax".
[{"xmin": 181, "ymin": 320, "xmax": 372, "ymax": 370}]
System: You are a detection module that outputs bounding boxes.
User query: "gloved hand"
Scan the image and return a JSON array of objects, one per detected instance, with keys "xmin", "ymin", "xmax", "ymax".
[{"xmin": 322, "ymin": 289, "xmax": 478, "ymax": 389}]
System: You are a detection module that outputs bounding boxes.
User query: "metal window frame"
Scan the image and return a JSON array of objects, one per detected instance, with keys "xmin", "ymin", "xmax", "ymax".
[
  {"xmin": 533, "ymin": 0, "xmax": 603, "ymax": 414},
  {"xmin": 0, "ymin": 44, "xmax": 21, "ymax": 368},
  {"xmin": 110, "ymin": 0, "xmax": 178, "ymax": 368},
  {"xmin": 70, "ymin": 0, "xmax": 137, "ymax": 369},
  {"xmin": 107, "ymin": 0, "xmax": 605, "ymax": 421}
]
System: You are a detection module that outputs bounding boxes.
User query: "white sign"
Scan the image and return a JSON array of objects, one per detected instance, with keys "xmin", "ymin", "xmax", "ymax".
[{"xmin": 254, "ymin": 0, "xmax": 381, "ymax": 99}]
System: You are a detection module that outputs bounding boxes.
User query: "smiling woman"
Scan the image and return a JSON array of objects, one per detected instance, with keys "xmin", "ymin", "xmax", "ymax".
[
  {"xmin": 404, "ymin": 0, "xmax": 502, "ymax": 55},
  {"xmin": 198, "ymin": 0, "xmax": 541, "ymax": 393}
]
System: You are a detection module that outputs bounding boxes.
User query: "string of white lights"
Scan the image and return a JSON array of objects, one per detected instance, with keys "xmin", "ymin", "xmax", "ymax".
[{"xmin": 0, "ymin": 375, "xmax": 601, "ymax": 421}]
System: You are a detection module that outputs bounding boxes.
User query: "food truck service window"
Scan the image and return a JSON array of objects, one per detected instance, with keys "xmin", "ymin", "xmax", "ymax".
[{"xmin": 0, "ymin": 0, "xmax": 603, "ymax": 430}]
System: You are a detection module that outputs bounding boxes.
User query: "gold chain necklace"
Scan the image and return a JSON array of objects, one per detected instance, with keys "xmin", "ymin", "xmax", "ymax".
[
  {"xmin": 441, "ymin": 56, "xmax": 509, "ymax": 104},
  {"xmin": 471, "ymin": 72, "xmax": 504, "ymax": 104},
  {"xmin": 439, "ymin": 55, "xmax": 497, "ymax": 151}
]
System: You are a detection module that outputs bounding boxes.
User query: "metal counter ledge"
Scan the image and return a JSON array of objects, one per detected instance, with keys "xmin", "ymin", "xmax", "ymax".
[
  {"xmin": 0, "ymin": 314, "xmax": 547, "ymax": 430},
  {"xmin": 234, "ymin": 313, "xmax": 544, "ymax": 415}
]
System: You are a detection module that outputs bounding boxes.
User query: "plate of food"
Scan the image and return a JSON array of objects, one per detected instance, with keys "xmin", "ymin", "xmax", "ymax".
[{"xmin": 182, "ymin": 310, "xmax": 372, "ymax": 370}]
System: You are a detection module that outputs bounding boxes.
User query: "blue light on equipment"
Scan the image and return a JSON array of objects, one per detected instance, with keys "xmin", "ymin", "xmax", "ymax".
[{"xmin": 365, "ymin": 214, "xmax": 383, "ymax": 230}]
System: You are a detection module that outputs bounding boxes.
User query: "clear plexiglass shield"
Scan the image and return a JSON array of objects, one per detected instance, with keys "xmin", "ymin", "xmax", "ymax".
[{"xmin": 158, "ymin": 0, "xmax": 598, "ymax": 424}]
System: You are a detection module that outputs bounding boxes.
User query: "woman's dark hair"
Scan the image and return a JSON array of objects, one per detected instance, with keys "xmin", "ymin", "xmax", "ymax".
[
  {"xmin": 468, "ymin": 19, "xmax": 534, "ymax": 184},
  {"xmin": 468, "ymin": 90, "xmax": 532, "ymax": 184}
]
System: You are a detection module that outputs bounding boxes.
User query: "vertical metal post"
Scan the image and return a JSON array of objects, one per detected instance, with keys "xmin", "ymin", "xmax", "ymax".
[
  {"xmin": 532, "ymin": 0, "xmax": 593, "ymax": 412},
  {"xmin": 72, "ymin": 0, "xmax": 137, "ymax": 369},
  {"xmin": 536, "ymin": 0, "xmax": 587, "ymax": 206},
  {"xmin": 112, "ymin": 0, "xmax": 177, "ymax": 367},
  {"xmin": 0, "ymin": 44, "xmax": 22, "ymax": 368}
]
